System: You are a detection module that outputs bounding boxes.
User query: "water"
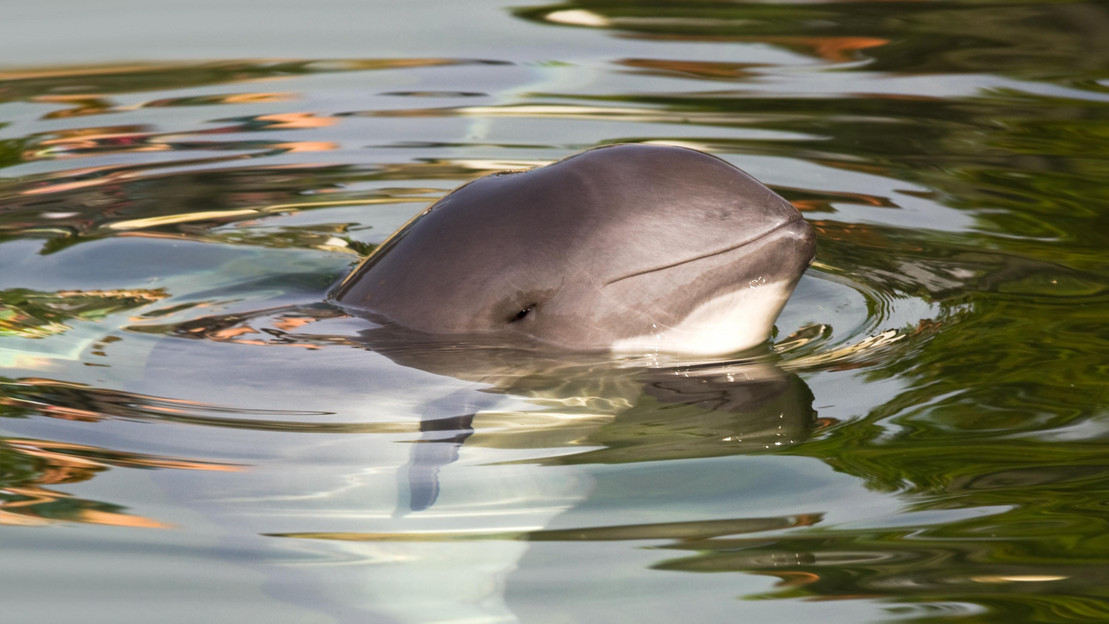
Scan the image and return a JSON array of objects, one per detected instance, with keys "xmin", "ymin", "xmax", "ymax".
[{"xmin": 2, "ymin": 1, "xmax": 1108, "ymax": 623}]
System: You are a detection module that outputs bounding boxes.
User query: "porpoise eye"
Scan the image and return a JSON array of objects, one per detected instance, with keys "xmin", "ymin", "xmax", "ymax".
[{"xmin": 509, "ymin": 304, "xmax": 536, "ymax": 323}]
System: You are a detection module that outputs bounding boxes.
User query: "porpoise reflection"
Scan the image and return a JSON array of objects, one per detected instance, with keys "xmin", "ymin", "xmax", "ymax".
[
  {"xmin": 330, "ymin": 143, "xmax": 816, "ymax": 356},
  {"xmin": 352, "ymin": 328, "xmax": 817, "ymax": 512}
]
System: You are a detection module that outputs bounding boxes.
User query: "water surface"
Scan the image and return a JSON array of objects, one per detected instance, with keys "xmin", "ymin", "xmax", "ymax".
[{"xmin": 2, "ymin": 1, "xmax": 1108, "ymax": 623}]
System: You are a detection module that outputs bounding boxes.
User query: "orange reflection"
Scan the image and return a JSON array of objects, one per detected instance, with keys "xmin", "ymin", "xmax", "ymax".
[
  {"xmin": 33, "ymin": 95, "xmax": 115, "ymax": 119},
  {"xmin": 210, "ymin": 326, "xmax": 260, "ymax": 340},
  {"xmin": 632, "ymin": 34, "xmax": 888, "ymax": 63},
  {"xmin": 772, "ymin": 571, "xmax": 824, "ymax": 588},
  {"xmin": 37, "ymin": 404, "xmax": 105, "ymax": 423},
  {"xmin": 8, "ymin": 438, "xmax": 241, "ymax": 473},
  {"xmin": 274, "ymin": 141, "xmax": 339, "ymax": 153},
  {"xmin": 0, "ymin": 485, "xmax": 170, "ymax": 528},
  {"xmin": 253, "ymin": 112, "xmax": 336, "ymax": 129},
  {"xmin": 273, "ymin": 316, "xmax": 316, "ymax": 331},
  {"xmin": 0, "ymin": 437, "xmax": 239, "ymax": 528},
  {"xmin": 812, "ymin": 220, "xmax": 891, "ymax": 248},
  {"xmin": 791, "ymin": 189, "xmax": 896, "ymax": 213},
  {"xmin": 763, "ymin": 36, "xmax": 889, "ymax": 64},
  {"xmin": 146, "ymin": 305, "xmax": 352, "ymax": 349}
]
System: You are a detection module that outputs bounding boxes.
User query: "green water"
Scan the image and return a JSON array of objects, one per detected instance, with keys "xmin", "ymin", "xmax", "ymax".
[{"xmin": 2, "ymin": 1, "xmax": 1107, "ymax": 623}]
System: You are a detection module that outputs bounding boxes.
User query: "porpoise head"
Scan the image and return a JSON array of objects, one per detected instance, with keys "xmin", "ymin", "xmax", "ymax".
[{"xmin": 329, "ymin": 143, "xmax": 815, "ymax": 355}]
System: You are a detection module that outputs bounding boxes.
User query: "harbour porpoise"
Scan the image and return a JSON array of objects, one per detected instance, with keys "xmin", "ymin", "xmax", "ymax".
[{"xmin": 331, "ymin": 143, "xmax": 815, "ymax": 355}]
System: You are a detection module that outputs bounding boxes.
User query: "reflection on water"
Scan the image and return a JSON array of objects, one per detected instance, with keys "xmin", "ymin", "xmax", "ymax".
[
  {"xmin": 2, "ymin": 0, "xmax": 1109, "ymax": 622},
  {"xmin": 0, "ymin": 434, "xmax": 238, "ymax": 528}
]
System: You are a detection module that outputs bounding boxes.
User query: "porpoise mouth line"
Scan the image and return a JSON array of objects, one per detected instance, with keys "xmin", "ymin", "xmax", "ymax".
[{"xmin": 604, "ymin": 214, "xmax": 804, "ymax": 287}]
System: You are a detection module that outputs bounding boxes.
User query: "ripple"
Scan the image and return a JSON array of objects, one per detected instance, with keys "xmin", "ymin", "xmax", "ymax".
[{"xmin": 0, "ymin": 377, "xmax": 415, "ymax": 433}]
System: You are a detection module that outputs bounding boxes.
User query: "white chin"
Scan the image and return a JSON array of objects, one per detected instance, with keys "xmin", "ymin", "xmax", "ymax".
[{"xmin": 610, "ymin": 280, "xmax": 792, "ymax": 356}]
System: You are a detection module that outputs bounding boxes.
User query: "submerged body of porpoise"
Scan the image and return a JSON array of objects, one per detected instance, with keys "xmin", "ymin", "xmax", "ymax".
[{"xmin": 330, "ymin": 143, "xmax": 815, "ymax": 355}]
